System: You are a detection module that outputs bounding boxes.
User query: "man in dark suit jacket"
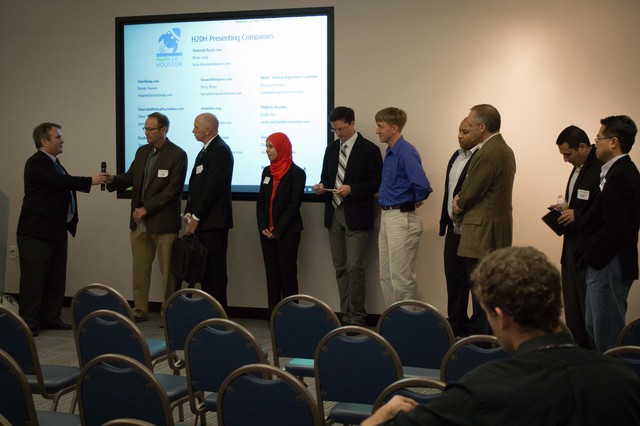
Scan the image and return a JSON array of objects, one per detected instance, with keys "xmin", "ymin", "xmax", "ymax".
[
  {"xmin": 553, "ymin": 126, "xmax": 602, "ymax": 348},
  {"xmin": 184, "ymin": 113, "xmax": 233, "ymax": 308},
  {"xmin": 580, "ymin": 115, "xmax": 640, "ymax": 352},
  {"xmin": 17, "ymin": 122, "xmax": 106, "ymax": 335},
  {"xmin": 438, "ymin": 117, "xmax": 480, "ymax": 337},
  {"xmin": 313, "ymin": 107, "xmax": 382, "ymax": 326},
  {"xmin": 107, "ymin": 112, "xmax": 187, "ymax": 321}
]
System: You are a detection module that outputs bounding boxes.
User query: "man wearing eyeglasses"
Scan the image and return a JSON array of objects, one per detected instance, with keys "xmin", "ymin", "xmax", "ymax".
[
  {"xmin": 579, "ymin": 115, "xmax": 640, "ymax": 352},
  {"xmin": 106, "ymin": 112, "xmax": 187, "ymax": 322},
  {"xmin": 313, "ymin": 106, "xmax": 382, "ymax": 326}
]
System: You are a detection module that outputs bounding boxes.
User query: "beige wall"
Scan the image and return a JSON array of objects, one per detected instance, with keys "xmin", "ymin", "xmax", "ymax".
[{"xmin": 1, "ymin": 0, "xmax": 639, "ymax": 321}]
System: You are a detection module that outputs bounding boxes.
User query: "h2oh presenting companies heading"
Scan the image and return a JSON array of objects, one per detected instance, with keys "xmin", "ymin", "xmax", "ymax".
[{"xmin": 119, "ymin": 11, "xmax": 332, "ymax": 195}]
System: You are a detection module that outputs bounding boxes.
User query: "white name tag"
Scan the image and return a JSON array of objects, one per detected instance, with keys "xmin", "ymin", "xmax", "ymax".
[
  {"xmin": 263, "ymin": 176, "xmax": 271, "ymax": 184},
  {"xmin": 157, "ymin": 169, "xmax": 168, "ymax": 178},
  {"xmin": 576, "ymin": 189, "xmax": 590, "ymax": 200},
  {"xmin": 196, "ymin": 165, "xmax": 204, "ymax": 174}
]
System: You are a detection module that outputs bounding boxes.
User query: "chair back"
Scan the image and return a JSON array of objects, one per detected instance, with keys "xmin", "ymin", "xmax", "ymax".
[
  {"xmin": 71, "ymin": 283, "xmax": 133, "ymax": 330},
  {"xmin": 217, "ymin": 363, "xmax": 323, "ymax": 426},
  {"xmin": 0, "ymin": 306, "xmax": 80, "ymax": 412},
  {"xmin": 618, "ymin": 317, "xmax": 640, "ymax": 347},
  {"xmin": 270, "ymin": 294, "xmax": 340, "ymax": 367},
  {"xmin": 186, "ymin": 318, "xmax": 268, "ymax": 395},
  {"xmin": 376, "ymin": 300, "xmax": 455, "ymax": 369},
  {"xmin": 162, "ymin": 289, "xmax": 227, "ymax": 354},
  {"xmin": 76, "ymin": 310, "xmax": 152, "ymax": 368},
  {"xmin": 373, "ymin": 377, "xmax": 446, "ymax": 412},
  {"xmin": 78, "ymin": 354, "xmax": 174, "ymax": 426},
  {"xmin": 0, "ymin": 306, "xmax": 43, "ymax": 381},
  {"xmin": 0, "ymin": 348, "xmax": 37, "ymax": 426},
  {"xmin": 604, "ymin": 345, "xmax": 640, "ymax": 378},
  {"xmin": 315, "ymin": 326, "xmax": 403, "ymax": 408},
  {"xmin": 440, "ymin": 335, "xmax": 509, "ymax": 382}
]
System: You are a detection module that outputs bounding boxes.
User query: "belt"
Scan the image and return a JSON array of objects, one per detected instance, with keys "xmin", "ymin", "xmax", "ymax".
[{"xmin": 380, "ymin": 205, "xmax": 402, "ymax": 211}]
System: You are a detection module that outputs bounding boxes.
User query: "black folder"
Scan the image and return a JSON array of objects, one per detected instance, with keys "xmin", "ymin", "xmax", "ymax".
[{"xmin": 542, "ymin": 208, "xmax": 566, "ymax": 236}]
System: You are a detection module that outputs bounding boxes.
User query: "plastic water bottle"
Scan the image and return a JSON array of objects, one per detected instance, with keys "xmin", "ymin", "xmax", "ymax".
[{"xmin": 556, "ymin": 195, "xmax": 568, "ymax": 211}]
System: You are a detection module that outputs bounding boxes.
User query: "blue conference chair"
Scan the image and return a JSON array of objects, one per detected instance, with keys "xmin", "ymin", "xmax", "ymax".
[
  {"xmin": 0, "ymin": 306, "xmax": 79, "ymax": 412},
  {"xmin": 185, "ymin": 318, "xmax": 268, "ymax": 425},
  {"xmin": 162, "ymin": 288, "xmax": 228, "ymax": 374},
  {"xmin": 618, "ymin": 317, "xmax": 640, "ymax": 347},
  {"xmin": 78, "ymin": 354, "xmax": 175, "ymax": 426},
  {"xmin": 270, "ymin": 294, "xmax": 340, "ymax": 380},
  {"xmin": 0, "ymin": 348, "xmax": 80, "ymax": 425},
  {"xmin": 217, "ymin": 363, "xmax": 323, "ymax": 426},
  {"xmin": 604, "ymin": 345, "xmax": 640, "ymax": 378},
  {"xmin": 440, "ymin": 335, "xmax": 509, "ymax": 383},
  {"xmin": 314, "ymin": 326, "xmax": 403, "ymax": 425},
  {"xmin": 373, "ymin": 377, "xmax": 446, "ymax": 412},
  {"xmin": 71, "ymin": 283, "xmax": 167, "ymax": 369},
  {"xmin": 376, "ymin": 300, "xmax": 455, "ymax": 379},
  {"xmin": 76, "ymin": 310, "xmax": 189, "ymax": 420}
]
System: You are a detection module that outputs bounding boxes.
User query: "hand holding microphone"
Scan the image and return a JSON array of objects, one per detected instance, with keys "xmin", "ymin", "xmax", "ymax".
[{"xmin": 101, "ymin": 162, "xmax": 107, "ymax": 190}]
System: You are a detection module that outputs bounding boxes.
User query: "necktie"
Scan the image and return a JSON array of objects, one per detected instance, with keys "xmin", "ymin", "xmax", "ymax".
[
  {"xmin": 197, "ymin": 147, "xmax": 206, "ymax": 161},
  {"xmin": 55, "ymin": 159, "xmax": 76, "ymax": 222},
  {"xmin": 332, "ymin": 142, "xmax": 348, "ymax": 209}
]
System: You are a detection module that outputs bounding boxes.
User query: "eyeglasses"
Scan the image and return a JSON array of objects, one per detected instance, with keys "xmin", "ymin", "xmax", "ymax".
[
  {"xmin": 594, "ymin": 136, "xmax": 614, "ymax": 144},
  {"xmin": 142, "ymin": 126, "xmax": 163, "ymax": 132}
]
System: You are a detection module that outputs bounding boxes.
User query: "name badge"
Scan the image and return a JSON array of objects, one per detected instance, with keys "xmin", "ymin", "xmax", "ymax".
[
  {"xmin": 196, "ymin": 165, "xmax": 204, "ymax": 174},
  {"xmin": 263, "ymin": 176, "xmax": 271, "ymax": 184},
  {"xmin": 157, "ymin": 169, "xmax": 168, "ymax": 178},
  {"xmin": 576, "ymin": 189, "xmax": 590, "ymax": 200}
]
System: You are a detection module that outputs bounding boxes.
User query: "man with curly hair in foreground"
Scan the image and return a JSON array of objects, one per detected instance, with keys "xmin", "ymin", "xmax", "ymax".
[{"xmin": 363, "ymin": 246, "xmax": 640, "ymax": 426}]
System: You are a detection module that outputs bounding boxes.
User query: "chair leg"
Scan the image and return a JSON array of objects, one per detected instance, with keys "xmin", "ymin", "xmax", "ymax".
[{"xmin": 69, "ymin": 391, "xmax": 78, "ymax": 413}]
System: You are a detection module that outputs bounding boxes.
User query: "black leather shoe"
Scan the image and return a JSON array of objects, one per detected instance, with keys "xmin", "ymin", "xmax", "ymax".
[
  {"xmin": 134, "ymin": 316, "xmax": 149, "ymax": 323},
  {"xmin": 41, "ymin": 320, "xmax": 72, "ymax": 330},
  {"xmin": 30, "ymin": 327, "xmax": 39, "ymax": 337}
]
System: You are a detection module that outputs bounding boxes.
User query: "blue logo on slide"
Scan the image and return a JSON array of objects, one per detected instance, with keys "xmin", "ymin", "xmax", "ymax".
[{"xmin": 156, "ymin": 28, "xmax": 182, "ymax": 67}]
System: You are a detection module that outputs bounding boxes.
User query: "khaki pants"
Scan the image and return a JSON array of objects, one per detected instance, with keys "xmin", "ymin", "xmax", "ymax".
[{"xmin": 130, "ymin": 228, "xmax": 177, "ymax": 318}]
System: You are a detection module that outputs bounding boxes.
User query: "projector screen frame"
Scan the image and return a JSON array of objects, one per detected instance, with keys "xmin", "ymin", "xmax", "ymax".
[{"xmin": 115, "ymin": 7, "xmax": 335, "ymax": 201}]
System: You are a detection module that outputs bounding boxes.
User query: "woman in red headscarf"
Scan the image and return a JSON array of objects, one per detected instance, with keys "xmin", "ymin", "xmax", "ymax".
[{"xmin": 256, "ymin": 132, "xmax": 306, "ymax": 311}]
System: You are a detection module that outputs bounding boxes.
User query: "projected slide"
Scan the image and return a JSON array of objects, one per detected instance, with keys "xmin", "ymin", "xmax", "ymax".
[{"xmin": 117, "ymin": 9, "xmax": 333, "ymax": 196}]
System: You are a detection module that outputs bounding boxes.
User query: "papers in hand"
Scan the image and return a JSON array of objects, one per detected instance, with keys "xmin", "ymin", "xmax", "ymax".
[{"xmin": 324, "ymin": 188, "xmax": 338, "ymax": 193}]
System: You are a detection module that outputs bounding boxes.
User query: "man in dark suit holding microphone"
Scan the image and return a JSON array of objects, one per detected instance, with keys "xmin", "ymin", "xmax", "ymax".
[
  {"xmin": 17, "ymin": 122, "xmax": 107, "ymax": 336},
  {"xmin": 183, "ymin": 113, "xmax": 234, "ymax": 309},
  {"xmin": 314, "ymin": 106, "xmax": 382, "ymax": 326}
]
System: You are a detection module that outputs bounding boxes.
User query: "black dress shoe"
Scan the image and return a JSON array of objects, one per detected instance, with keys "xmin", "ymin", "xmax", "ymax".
[
  {"xmin": 30, "ymin": 327, "xmax": 39, "ymax": 337},
  {"xmin": 41, "ymin": 320, "xmax": 72, "ymax": 330}
]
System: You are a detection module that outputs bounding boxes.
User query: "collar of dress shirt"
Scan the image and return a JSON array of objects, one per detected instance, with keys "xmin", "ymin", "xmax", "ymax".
[{"xmin": 477, "ymin": 132, "xmax": 501, "ymax": 150}]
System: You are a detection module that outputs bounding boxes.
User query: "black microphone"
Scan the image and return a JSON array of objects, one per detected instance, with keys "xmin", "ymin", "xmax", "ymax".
[{"xmin": 101, "ymin": 161, "xmax": 106, "ymax": 191}]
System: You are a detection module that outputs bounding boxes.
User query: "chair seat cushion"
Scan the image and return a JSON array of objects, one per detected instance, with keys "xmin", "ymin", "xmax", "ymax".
[
  {"xmin": 402, "ymin": 366, "xmax": 440, "ymax": 380},
  {"xmin": 28, "ymin": 365, "xmax": 80, "ymax": 393},
  {"xmin": 330, "ymin": 402, "xmax": 373, "ymax": 425},
  {"xmin": 156, "ymin": 373, "xmax": 189, "ymax": 401},
  {"xmin": 284, "ymin": 358, "xmax": 314, "ymax": 377},
  {"xmin": 203, "ymin": 391, "xmax": 218, "ymax": 411},
  {"xmin": 147, "ymin": 338, "xmax": 167, "ymax": 360},
  {"xmin": 37, "ymin": 410, "xmax": 81, "ymax": 425}
]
